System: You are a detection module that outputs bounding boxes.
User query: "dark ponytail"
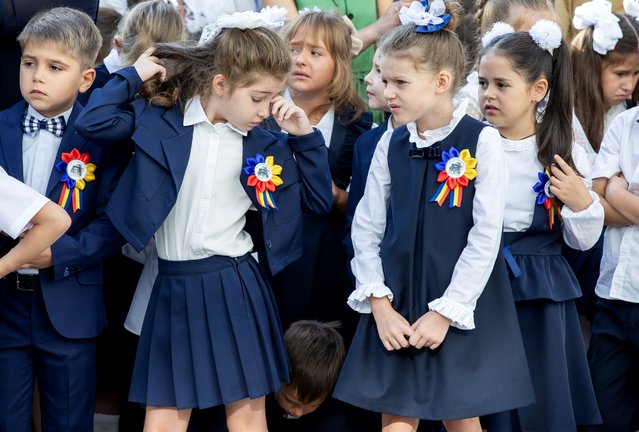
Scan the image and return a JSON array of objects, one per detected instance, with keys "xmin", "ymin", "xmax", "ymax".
[
  {"xmin": 537, "ymin": 39, "xmax": 574, "ymax": 170},
  {"xmin": 482, "ymin": 31, "xmax": 576, "ymax": 171}
]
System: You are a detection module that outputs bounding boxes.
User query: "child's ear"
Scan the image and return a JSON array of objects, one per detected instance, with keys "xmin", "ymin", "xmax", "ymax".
[
  {"xmin": 435, "ymin": 70, "xmax": 453, "ymax": 94},
  {"xmin": 78, "ymin": 68, "xmax": 96, "ymax": 94},
  {"xmin": 113, "ymin": 36, "xmax": 123, "ymax": 53},
  {"xmin": 212, "ymin": 74, "xmax": 227, "ymax": 97},
  {"xmin": 531, "ymin": 78, "xmax": 548, "ymax": 104}
]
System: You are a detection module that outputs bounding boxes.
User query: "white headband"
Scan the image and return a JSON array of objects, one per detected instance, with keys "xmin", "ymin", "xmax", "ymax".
[
  {"xmin": 198, "ymin": 6, "xmax": 288, "ymax": 46},
  {"xmin": 573, "ymin": 0, "xmax": 622, "ymax": 55}
]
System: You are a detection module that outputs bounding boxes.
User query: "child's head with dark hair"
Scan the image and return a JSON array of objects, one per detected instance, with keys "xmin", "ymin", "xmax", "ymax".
[
  {"xmin": 96, "ymin": 8, "xmax": 122, "ymax": 66},
  {"xmin": 479, "ymin": 21, "xmax": 576, "ymax": 171},
  {"xmin": 571, "ymin": 12, "xmax": 639, "ymax": 150},
  {"xmin": 275, "ymin": 321, "xmax": 345, "ymax": 418},
  {"xmin": 17, "ymin": 7, "xmax": 102, "ymax": 117}
]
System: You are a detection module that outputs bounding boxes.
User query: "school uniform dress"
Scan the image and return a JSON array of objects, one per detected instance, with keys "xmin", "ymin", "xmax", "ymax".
[
  {"xmin": 484, "ymin": 135, "xmax": 604, "ymax": 431},
  {"xmin": 587, "ymin": 107, "xmax": 639, "ymax": 432},
  {"xmin": 0, "ymin": 100, "xmax": 127, "ymax": 431},
  {"xmin": 333, "ymin": 102, "xmax": 534, "ymax": 420},
  {"xmin": 0, "ymin": 167, "xmax": 49, "ymax": 239},
  {"xmin": 75, "ymin": 66, "xmax": 333, "ymax": 409}
]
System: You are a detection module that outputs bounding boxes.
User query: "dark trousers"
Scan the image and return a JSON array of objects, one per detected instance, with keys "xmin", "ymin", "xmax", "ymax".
[
  {"xmin": 587, "ymin": 298, "xmax": 639, "ymax": 432},
  {"xmin": 0, "ymin": 285, "xmax": 96, "ymax": 432}
]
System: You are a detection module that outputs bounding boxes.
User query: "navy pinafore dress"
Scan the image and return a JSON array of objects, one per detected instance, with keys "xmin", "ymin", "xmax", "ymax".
[
  {"xmin": 333, "ymin": 116, "xmax": 534, "ymax": 420},
  {"xmin": 484, "ymin": 190, "xmax": 602, "ymax": 430}
]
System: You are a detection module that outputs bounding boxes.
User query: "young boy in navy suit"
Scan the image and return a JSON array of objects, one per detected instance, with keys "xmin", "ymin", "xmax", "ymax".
[{"xmin": 0, "ymin": 7, "xmax": 126, "ymax": 431}]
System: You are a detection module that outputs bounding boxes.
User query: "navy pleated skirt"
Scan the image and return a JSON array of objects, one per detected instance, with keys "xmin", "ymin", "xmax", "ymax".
[
  {"xmin": 483, "ymin": 299, "xmax": 602, "ymax": 431},
  {"xmin": 129, "ymin": 254, "xmax": 290, "ymax": 409}
]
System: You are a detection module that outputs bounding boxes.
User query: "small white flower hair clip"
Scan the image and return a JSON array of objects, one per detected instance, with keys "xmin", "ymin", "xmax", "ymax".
[
  {"xmin": 624, "ymin": 0, "xmax": 639, "ymax": 21},
  {"xmin": 198, "ymin": 7, "xmax": 288, "ymax": 46},
  {"xmin": 399, "ymin": 0, "xmax": 451, "ymax": 33},
  {"xmin": 481, "ymin": 21, "xmax": 515, "ymax": 48},
  {"xmin": 573, "ymin": 0, "xmax": 622, "ymax": 54},
  {"xmin": 529, "ymin": 19, "xmax": 563, "ymax": 55}
]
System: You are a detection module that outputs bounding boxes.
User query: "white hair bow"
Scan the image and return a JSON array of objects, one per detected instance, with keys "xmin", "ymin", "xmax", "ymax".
[
  {"xmin": 573, "ymin": 0, "xmax": 622, "ymax": 55},
  {"xmin": 399, "ymin": 0, "xmax": 450, "ymax": 33},
  {"xmin": 198, "ymin": 7, "xmax": 288, "ymax": 46},
  {"xmin": 481, "ymin": 22, "xmax": 515, "ymax": 48},
  {"xmin": 624, "ymin": 0, "xmax": 639, "ymax": 21}
]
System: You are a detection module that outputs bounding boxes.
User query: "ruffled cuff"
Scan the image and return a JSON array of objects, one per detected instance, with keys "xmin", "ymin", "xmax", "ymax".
[
  {"xmin": 428, "ymin": 297, "xmax": 475, "ymax": 330},
  {"xmin": 346, "ymin": 283, "xmax": 393, "ymax": 313}
]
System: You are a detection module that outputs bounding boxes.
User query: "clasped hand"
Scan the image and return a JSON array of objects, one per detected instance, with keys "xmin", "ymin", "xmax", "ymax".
[{"xmin": 370, "ymin": 297, "xmax": 451, "ymax": 352}]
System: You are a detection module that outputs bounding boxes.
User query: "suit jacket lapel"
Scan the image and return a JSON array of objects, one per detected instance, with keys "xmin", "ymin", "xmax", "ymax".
[
  {"xmin": 45, "ymin": 102, "xmax": 86, "ymax": 197},
  {"xmin": 0, "ymin": 101, "xmax": 27, "ymax": 181},
  {"xmin": 161, "ymin": 106, "xmax": 193, "ymax": 190}
]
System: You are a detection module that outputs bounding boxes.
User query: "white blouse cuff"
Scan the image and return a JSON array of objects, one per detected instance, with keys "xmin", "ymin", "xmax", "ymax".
[
  {"xmin": 347, "ymin": 283, "xmax": 394, "ymax": 313},
  {"xmin": 428, "ymin": 297, "xmax": 475, "ymax": 330}
]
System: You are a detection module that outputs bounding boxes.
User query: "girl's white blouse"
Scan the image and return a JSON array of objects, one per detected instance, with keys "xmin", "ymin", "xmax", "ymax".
[
  {"xmin": 501, "ymin": 135, "xmax": 603, "ymax": 252},
  {"xmin": 348, "ymin": 101, "xmax": 508, "ymax": 330},
  {"xmin": 155, "ymin": 96, "xmax": 254, "ymax": 261}
]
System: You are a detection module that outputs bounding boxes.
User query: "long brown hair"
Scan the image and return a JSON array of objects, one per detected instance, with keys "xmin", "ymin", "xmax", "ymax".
[
  {"xmin": 285, "ymin": 11, "xmax": 365, "ymax": 123},
  {"xmin": 482, "ymin": 32, "xmax": 576, "ymax": 171},
  {"xmin": 571, "ymin": 14, "xmax": 639, "ymax": 151},
  {"xmin": 139, "ymin": 27, "xmax": 291, "ymax": 108}
]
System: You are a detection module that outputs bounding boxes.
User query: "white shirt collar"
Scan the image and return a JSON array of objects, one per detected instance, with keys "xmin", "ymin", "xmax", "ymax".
[
  {"xmin": 406, "ymin": 98, "xmax": 469, "ymax": 148},
  {"xmin": 183, "ymin": 95, "xmax": 248, "ymax": 136},
  {"xmin": 102, "ymin": 48, "xmax": 122, "ymax": 74},
  {"xmin": 27, "ymin": 104, "xmax": 72, "ymax": 122}
]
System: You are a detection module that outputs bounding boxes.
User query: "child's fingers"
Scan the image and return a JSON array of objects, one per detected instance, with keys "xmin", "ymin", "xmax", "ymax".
[{"xmin": 550, "ymin": 164, "xmax": 568, "ymax": 181}]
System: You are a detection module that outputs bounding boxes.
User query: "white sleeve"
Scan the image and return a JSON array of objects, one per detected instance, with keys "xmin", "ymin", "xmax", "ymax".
[
  {"xmin": 347, "ymin": 130, "xmax": 394, "ymax": 313},
  {"xmin": 592, "ymin": 112, "xmax": 625, "ymax": 180},
  {"xmin": 428, "ymin": 126, "xmax": 508, "ymax": 330},
  {"xmin": 560, "ymin": 142, "xmax": 605, "ymax": 250},
  {"xmin": 0, "ymin": 168, "xmax": 49, "ymax": 239}
]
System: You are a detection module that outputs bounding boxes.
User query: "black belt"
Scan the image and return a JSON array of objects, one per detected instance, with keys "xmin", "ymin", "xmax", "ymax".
[{"xmin": 4, "ymin": 273, "xmax": 40, "ymax": 292}]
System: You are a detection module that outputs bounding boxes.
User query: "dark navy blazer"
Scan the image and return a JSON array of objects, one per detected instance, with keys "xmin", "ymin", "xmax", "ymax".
[
  {"xmin": 343, "ymin": 120, "xmax": 389, "ymax": 260},
  {"xmin": 0, "ymin": 100, "xmax": 127, "ymax": 338},
  {"xmin": 75, "ymin": 67, "xmax": 333, "ymax": 276}
]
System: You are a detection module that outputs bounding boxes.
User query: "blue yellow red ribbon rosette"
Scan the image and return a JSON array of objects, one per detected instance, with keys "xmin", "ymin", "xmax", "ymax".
[
  {"xmin": 54, "ymin": 148, "xmax": 96, "ymax": 213},
  {"xmin": 532, "ymin": 169, "xmax": 561, "ymax": 229},
  {"xmin": 430, "ymin": 146, "xmax": 477, "ymax": 208},
  {"xmin": 243, "ymin": 154, "xmax": 283, "ymax": 210}
]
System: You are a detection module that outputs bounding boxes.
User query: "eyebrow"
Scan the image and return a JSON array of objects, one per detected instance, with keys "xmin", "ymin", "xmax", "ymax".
[{"xmin": 21, "ymin": 54, "xmax": 70, "ymax": 67}]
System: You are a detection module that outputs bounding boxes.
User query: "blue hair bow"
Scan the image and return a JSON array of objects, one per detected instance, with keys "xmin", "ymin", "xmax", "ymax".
[{"xmin": 399, "ymin": 0, "xmax": 451, "ymax": 33}]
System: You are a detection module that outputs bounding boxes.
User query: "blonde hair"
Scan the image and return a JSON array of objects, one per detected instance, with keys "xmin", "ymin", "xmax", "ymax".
[
  {"xmin": 285, "ymin": 11, "xmax": 365, "ymax": 123},
  {"xmin": 378, "ymin": 1, "xmax": 465, "ymax": 92},
  {"xmin": 476, "ymin": 0, "xmax": 554, "ymax": 34},
  {"xmin": 17, "ymin": 7, "xmax": 102, "ymax": 68},
  {"xmin": 139, "ymin": 27, "xmax": 291, "ymax": 108},
  {"xmin": 117, "ymin": 0, "xmax": 184, "ymax": 67}
]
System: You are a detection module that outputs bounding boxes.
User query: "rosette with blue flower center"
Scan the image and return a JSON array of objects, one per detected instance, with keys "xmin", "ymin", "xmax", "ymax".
[
  {"xmin": 244, "ymin": 153, "xmax": 283, "ymax": 210},
  {"xmin": 430, "ymin": 146, "xmax": 477, "ymax": 208},
  {"xmin": 532, "ymin": 169, "xmax": 561, "ymax": 229}
]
